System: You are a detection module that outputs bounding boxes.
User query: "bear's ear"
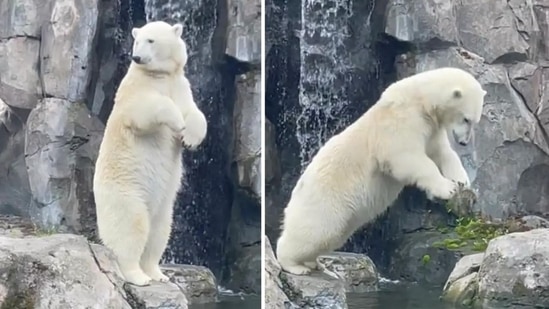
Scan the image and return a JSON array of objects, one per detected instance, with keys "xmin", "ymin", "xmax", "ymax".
[
  {"xmin": 131, "ymin": 27, "xmax": 140, "ymax": 39},
  {"xmin": 172, "ymin": 24, "xmax": 183, "ymax": 37},
  {"xmin": 482, "ymin": 89, "xmax": 487, "ymax": 96},
  {"xmin": 452, "ymin": 89, "xmax": 462, "ymax": 99}
]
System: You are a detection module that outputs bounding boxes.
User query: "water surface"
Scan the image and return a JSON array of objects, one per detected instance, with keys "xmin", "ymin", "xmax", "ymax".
[{"xmin": 348, "ymin": 282, "xmax": 455, "ymax": 309}]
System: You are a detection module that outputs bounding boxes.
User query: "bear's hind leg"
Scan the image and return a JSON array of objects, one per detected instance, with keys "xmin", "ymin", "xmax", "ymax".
[
  {"xmin": 276, "ymin": 234, "xmax": 324, "ymax": 275},
  {"xmin": 97, "ymin": 195, "xmax": 152, "ymax": 286},
  {"xmin": 140, "ymin": 206, "xmax": 173, "ymax": 282},
  {"xmin": 304, "ymin": 260, "xmax": 321, "ymax": 270}
]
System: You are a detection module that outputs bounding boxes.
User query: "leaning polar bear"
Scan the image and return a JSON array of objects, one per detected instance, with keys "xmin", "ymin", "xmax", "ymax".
[
  {"xmin": 93, "ymin": 21, "xmax": 207, "ymax": 286},
  {"xmin": 276, "ymin": 67, "xmax": 486, "ymax": 275}
]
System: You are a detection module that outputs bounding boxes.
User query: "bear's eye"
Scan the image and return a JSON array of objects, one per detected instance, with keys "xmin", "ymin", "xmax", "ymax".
[
  {"xmin": 463, "ymin": 118, "xmax": 470, "ymax": 124},
  {"xmin": 147, "ymin": 39, "xmax": 154, "ymax": 44}
]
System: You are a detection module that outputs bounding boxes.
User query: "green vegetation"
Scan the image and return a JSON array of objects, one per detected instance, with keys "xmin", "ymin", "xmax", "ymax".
[
  {"xmin": 421, "ymin": 254, "xmax": 431, "ymax": 265},
  {"xmin": 433, "ymin": 216, "xmax": 510, "ymax": 252},
  {"xmin": 32, "ymin": 223, "xmax": 58, "ymax": 237}
]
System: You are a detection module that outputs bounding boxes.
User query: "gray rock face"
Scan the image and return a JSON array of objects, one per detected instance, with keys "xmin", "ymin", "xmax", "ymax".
[
  {"xmin": 227, "ymin": 0, "xmax": 261, "ymax": 63},
  {"xmin": 478, "ymin": 229, "xmax": 549, "ymax": 308},
  {"xmin": 318, "ymin": 253, "xmax": 379, "ymax": 293},
  {"xmin": 443, "ymin": 229, "xmax": 549, "ymax": 308},
  {"xmin": 234, "ymin": 71, "xmax": 261, "ymax": 198},
  {"xmin": 280, "ymin": 272, "xmax": 347, "ymax": 309},
  {"xmin": 264, "ymin": 236, "xmax": 295, "ymax": 309},
  {"xmin": 0, "ymin": 234, "xmax": 132, "ymax": 309},
  {"xmin": 265, "ymin": 237, "xmax": 381, "ymax": 309},
  {"xmin": 0, "ymin": 229, "xmax": 224, "ymax": 309},
  {"xmin": 40, "ymin": 0, "xmax": 99, "ymax": 101},
  {"xmin": 25, "ymin": 99, "xmax": 103, "ymax": 236},
  {"xmin": 161, "ymin": 264, "xmax": 218, "ymax": 304},
  {"xmin": 0, "ymin": 37, "xmax": 41, "ymax": 109}
]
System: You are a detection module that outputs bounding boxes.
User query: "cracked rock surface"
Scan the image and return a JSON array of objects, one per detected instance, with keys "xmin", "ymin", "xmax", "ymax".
[{"xmin": 0, "ymin": 216, "xmax": 218, "ymax": 309}]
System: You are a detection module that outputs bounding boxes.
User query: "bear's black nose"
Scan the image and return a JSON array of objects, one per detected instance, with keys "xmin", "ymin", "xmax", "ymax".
[
  {"xmin": 132, "ymin": 56, "xmax": 142, "ymax": 64},
  {"xmin": 459, "ymin": 141, "xmax": 467, "ymax": 146}
]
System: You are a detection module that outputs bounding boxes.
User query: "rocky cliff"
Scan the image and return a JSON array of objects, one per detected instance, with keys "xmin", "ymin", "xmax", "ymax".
[
  {"xmin": 0, "ymin": 0, "xmax": 260, "ymax": 293},
  {"xmin": 266, "ymin": 0, "xmax": 549, "ymax": 285}
]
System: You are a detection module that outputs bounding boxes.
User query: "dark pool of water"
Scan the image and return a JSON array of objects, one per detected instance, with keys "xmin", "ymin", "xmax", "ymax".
[
  {"xmin": 189, "ymin": 293, "xmax": 260, "ymax": 309},
  {"xmin": 348, "ymin": 281, "xmax": 455, "ymax": 309}
]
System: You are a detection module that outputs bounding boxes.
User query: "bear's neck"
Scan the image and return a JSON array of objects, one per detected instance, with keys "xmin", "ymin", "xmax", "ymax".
[{"xmin": 129, "ymin": 63, "xmax": 183, "ymax": 79}]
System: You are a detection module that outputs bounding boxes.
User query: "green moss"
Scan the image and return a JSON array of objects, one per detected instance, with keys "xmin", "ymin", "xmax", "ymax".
[
  {"xmin": 432, "ymin": 216, "xmax": 510, "ymax": 252},
  {"xmin": 31, "ymin": 223, "xmax": 58, "ymax": 237},
  {"xmin": 421, "ymin": 254, "xmax": 431, "ymax": 265}
]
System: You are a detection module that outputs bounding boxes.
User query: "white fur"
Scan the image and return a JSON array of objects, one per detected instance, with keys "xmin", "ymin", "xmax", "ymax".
[
  {"xmin": 93, "ymin": 21, "xmax": 207, "ymax": 286},
  {"xmin": 276, "ymin": 67, "xmax": 486, "ymax": 275}
]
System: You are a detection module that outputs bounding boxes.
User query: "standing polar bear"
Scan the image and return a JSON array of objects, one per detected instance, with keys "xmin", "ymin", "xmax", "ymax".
[
  {"xmin": 93, "ymin": 21, "xmax": 207, "ymax": 286},
  {"xmin": 276, "ymin": 67, "xmax": 486, "ymax": 275}
]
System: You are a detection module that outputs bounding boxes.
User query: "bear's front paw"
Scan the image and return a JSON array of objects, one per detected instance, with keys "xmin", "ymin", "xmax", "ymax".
[
  {"xmin": 180, "ymin": 129, "xmax": 205, "ymax": 150},
  {"xmin": 179, "ymin": 123, "xmax": 206, "ymax": 151},
  {"xmin": 427, "ymin": 179, "xmax": 458, "ymax": 201}
]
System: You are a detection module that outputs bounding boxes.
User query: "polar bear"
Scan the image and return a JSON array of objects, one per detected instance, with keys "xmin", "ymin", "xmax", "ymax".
[
  {"xmin": 276, "ymin": 67, "xmax": 486, "ymax": 275},
  {"xmin": 93, "ymin": 21, "xmax": 207, "ymax": 286}
]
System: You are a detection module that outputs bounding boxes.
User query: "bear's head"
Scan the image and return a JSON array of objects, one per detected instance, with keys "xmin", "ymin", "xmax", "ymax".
[
  {"xmin": 443, "ymin": 70, "xmax": 486, "ymax": 146},
  {"xmin": 130, "ymin": 21, "xmax": 188, "ymax": 74}
]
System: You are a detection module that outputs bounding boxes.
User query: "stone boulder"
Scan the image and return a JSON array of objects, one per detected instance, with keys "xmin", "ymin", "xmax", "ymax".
[
  {"xmin": 24, "ymin": 98, "xmax": 104, "ymax": 237},
  {"xmin": 264, "ymin": 236, "xmax": 295, "ymax": 309},
  {"xmin": 442, "ymin": 229, "xmax": 549, "ymax": 308},
  {"xmin": 264, "ymin": 236, "xmax": 380, "ymax": 309},
  {"xmin": 0, "ymin": 219, "xmax": 218, "ymax": 309}
]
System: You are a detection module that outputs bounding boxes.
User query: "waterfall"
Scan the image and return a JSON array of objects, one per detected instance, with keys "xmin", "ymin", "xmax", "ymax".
[{"xmin": 297, "ymin": 0, "xmax": 376, "ymax": 169}]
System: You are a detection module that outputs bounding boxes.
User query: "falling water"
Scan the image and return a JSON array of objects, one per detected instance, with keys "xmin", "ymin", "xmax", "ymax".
[{"xmin": 297, "ymin": 0, "xmax": 376, "ymax": 169}]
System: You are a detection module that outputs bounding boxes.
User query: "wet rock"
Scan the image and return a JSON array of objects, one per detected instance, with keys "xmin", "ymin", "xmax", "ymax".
[
  {"xmin": 265, "ymin": 118, "xmax": 280, "ymax": 185},
  {"xmin": 40, "ymin": 0, "xmax": 100, "ymax": 101},
  {"xmin": 264, "ymin": 236, "xmax": 295, "ymax": 309},
  {"xmin": 442, "ymin": 229, "xmax": 549, "ymax": 308},
  {"xmin": 442, "ymin": 272, "xmax": 478, "ymax": 307},
  {"xmin": 388, "ymin": 231, "xmax": 466, "ymax": 285},
  {"xmin": 318, "ymin": 252, "xmax": 379, "ymax": 293},
  {"xmin": 442, "ymin": 253, "xmax": 483, "ymax": 306},
  {"xmin": 234, "ymin": 71, "xmax": 261, "ymax": 198},
  {"xmin": 225, "ymin": 242, "xmax": 262, "ymax": 294},
  {"xmin": 264, "ymin": 242, "xmax": 348, "ymax": 309},
  {"xmin": 280, "ymin": 271, "xmax": 347, "ymax": 309},
  {"xmin": 161, "ymin": 264, "xmax": 218, "ymax": 305},
  {"xmin": 24, "ymin": 98, "xmax": 104, "ymax": 236},
  {"xmin": 227, "ymin": 0, "xmax": 261, "ymax": 62},
  {"xmin": 443, "ymin": 253, "xmax": 484, "ymax": 292},
  {"xmin": 0, "ymin": 104, "xmax": 30, "ymax": 217},
  {"xmin": 124, "ymin": 283, "xmax": 188, "ymax": 309}
]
